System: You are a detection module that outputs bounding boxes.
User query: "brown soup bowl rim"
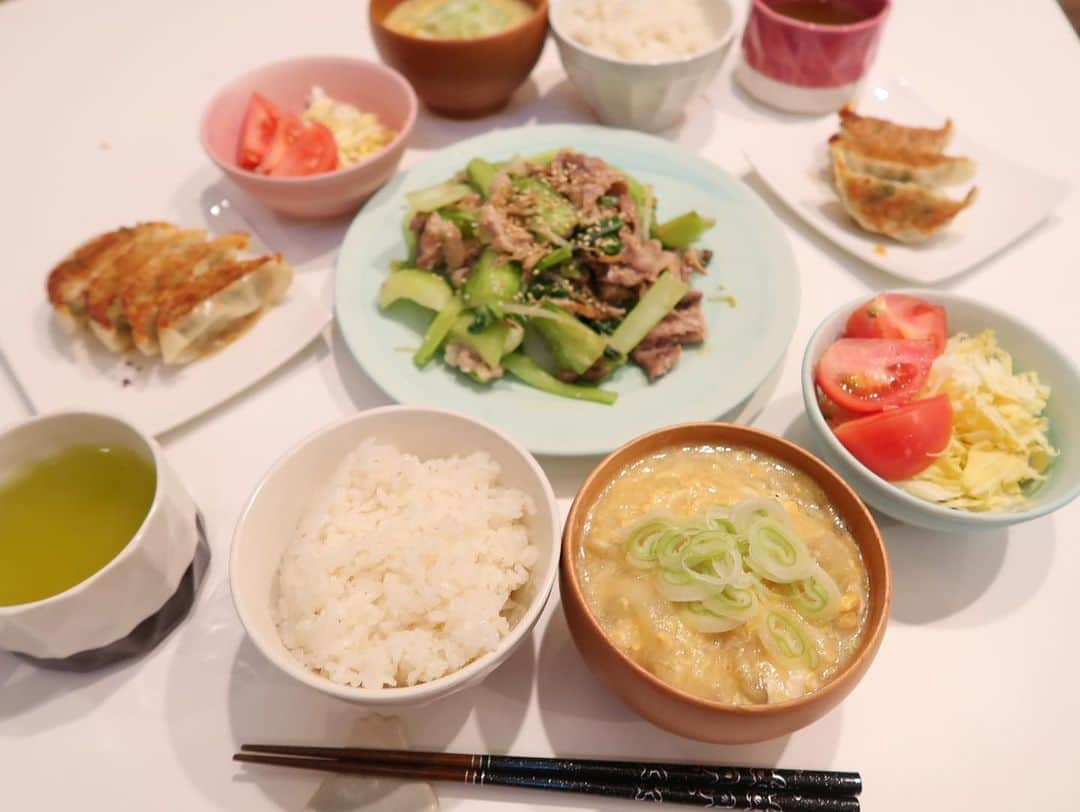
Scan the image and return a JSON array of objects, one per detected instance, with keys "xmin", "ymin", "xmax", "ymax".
[
  {"xmin": 561, "ymin": 421, "xmax": 891, "ymax": 725},
  {"xmin": 370, "ymin": 0, "xmax": 550, "ymax": 48}
]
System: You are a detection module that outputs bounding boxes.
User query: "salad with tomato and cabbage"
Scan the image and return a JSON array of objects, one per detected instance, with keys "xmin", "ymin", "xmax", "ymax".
[
  {"xmin": 814, "ymin": 293, "xmax": 1057, "ymax": 513},
  {"xmin": 236, "ymin": 88, "xmax": 395, "ymax": 178}
]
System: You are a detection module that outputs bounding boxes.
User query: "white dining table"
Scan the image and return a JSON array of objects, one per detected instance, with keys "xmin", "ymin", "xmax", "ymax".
[{"xmin": 2, "ymin": 0, "xmax": 1079, "ymax": 809}]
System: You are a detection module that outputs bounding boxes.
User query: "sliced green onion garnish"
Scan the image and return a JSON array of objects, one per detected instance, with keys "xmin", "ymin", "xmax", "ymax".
[
  {"xmin": 704, "ymin": 506, "xmax": 736, "ymax": 532},
  {"xmin": 784, "ymin": 566, "xmax": 843, "ymax": 622},
  {"xmin": 679, "ymin": 601, "xmax": 743, "ymax": 634},
  {"xmin": 731, "ymin": 497, "xmax": 791, "ymax": 535},
  {"xmin": 745, "ymin": 518, "xmax": 817, "ymax": 583},
  {"xmin": 755, "ymin": 607, "xmax": 820, "ymax": 670},
  {"xmin": 654, "ymin": 528, "xmax": 692, "ymax": 571},
  {"xmin": 655, "ymin": 569, "xmax": 714, "ymax": 603},
  {"xmin": 701, "ymin": 586, "xmax": 757, "ymax": 623},
  {"xmin": 623, "ymin": 514, "xmax": 671, "ymax": 569},
  {"xmin": 618, "ymin": 496, "xmax": 841, "ymax": 674}
]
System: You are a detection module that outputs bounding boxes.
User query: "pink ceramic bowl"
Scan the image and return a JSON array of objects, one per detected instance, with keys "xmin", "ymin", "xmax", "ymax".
[
  {"xmin": 200, "ymin": 56, "xmax": 417, "ymax": 219},
  {"xmin": 735, "ymin": 0, "xmax": 890, "ymax": 114}
]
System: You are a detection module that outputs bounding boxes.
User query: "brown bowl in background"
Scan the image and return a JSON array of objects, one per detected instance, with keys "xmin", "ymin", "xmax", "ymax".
[
  {"xmin": 369, "ymin": 0, "xmax": 549, "ymax": 118},
  {"xmin": 560, "ymin": 422, "xmax": 891, "ymax": 744}
]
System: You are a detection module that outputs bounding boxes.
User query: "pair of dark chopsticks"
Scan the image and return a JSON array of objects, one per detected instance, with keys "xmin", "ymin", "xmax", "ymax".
[{"xmin": 234, "ymin": 745, "xmax": 861, "ymax": 810}]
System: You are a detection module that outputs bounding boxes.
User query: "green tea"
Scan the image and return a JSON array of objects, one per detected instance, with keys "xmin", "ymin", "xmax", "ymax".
[{"xmin": 0, "ymin": 444, "xmax": 156, "ymax": 606}]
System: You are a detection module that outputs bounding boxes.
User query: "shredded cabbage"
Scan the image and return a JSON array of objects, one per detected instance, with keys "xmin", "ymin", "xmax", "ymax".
[
  {"xmin": 303, "ymin": 86, "xmax": 396, "ymax": 167},
  {"xmin": 899, "ymin": 330, "xmax": 1056, "ymax": 512}
]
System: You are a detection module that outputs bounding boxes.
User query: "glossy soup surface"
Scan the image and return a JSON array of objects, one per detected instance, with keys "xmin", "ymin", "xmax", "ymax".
[
  {"xmin": 578, "ymin": 444, "xmax": 870, "ymax": 705},
  {"xmin": 768, "ymin": 0, "xmax": 874, "ymax": 25},
  {"xmin": 385, "ymin": 0, "xmax": 534, "ymax": 39},
  {"xmin": 0, "ymin": 445, "xmax": 156, "ymax": 606}
]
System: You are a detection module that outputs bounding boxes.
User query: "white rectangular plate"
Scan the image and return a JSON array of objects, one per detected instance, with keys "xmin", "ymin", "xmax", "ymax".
[
  {"xmin": 0, "ymin": 221, "xmax": 329, "ymax": 436},
  {"xmin": 743, "ymin": 79, "xmax": 1070, "ymax": 283}
]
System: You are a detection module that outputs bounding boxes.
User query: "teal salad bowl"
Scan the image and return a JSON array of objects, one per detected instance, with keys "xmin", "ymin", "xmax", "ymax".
[{"xmin": 801, "ymin": 289, "xmax": 1080, "ymax": 533}]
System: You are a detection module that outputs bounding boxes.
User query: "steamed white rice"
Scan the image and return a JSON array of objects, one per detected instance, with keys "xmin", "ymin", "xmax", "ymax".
[
  {"xmin": 274, "ymin": 439, "xmax": 537, "ymax": 689},
  {"xmin": 558, "ymin": 0, "xmax": 723, "ymax": 61}
]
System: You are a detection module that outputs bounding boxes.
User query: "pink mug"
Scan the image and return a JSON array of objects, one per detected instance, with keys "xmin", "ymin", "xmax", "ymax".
[{"xmin": 736, "ymin": 0, "xmax": 890, "ymax": 114}]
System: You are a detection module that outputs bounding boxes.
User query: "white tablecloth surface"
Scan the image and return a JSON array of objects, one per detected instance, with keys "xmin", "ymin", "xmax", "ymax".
[{"xmin": 2, "ymin": 1, "xmax": 1079, "ymax": 809}]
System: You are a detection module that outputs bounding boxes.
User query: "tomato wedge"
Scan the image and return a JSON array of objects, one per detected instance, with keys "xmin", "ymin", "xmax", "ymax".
[
  {"xmin": 844, "ymin": 294, "xmax": 948, "ymax": 355},
  {"xmin": 834, "ymin": 394, "xmax": 953, "ymax": 480},
  {"xmin": 255, "ymin": 113, "xmax": 304, "ymax": 175},
  {"xmin": 816, "ymin": 338, "xmax": 936, "ymax": 413},
  {"xmin": 817, "ymin": 388, "xmax": 863, "ymax": 427},
  {"xmin": 237, "ymin": 93, "xmax": 281, "ymax": 171},
  {"xmin": 266, "ymin": 121, "xmax": 338, "ymax": 177}
]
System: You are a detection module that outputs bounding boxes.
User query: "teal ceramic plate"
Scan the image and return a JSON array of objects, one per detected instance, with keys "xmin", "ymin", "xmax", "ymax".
[{"xmin": 335, "ymin": 124, "xmax": 799, "ymax": 456}]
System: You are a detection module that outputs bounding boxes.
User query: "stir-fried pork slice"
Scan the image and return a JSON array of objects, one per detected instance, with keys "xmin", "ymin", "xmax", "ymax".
[
  {"xmin": 602, "ymin": 264, "xmax": 648, "ymax": 288},
  {"xmin": 542, "ymin": 150, "xmax": 628, "ymax": 218},
  {"xmin": 478, "ymin": 203, "xmax": 546, "ymax": 272},
  {"xmin": 416, "ymin": 212, "xmax": 466, "ymax": 270},
  {"xmin": 646, "ymin": 294, "xmax": 706, "ymax": 345},
  {"xmin": 619, "ymin": 227, "xmax": 681, "ymax": 283},
  {"xmin": 554, "ymin": 296, "xmax": 626, "ymax": 321},
  {"xmin": 682, "ymin": 248, "xmax": 713, "ymax": 278},
  {"xmin": 488, "ymin": 169, "xmax": 512, "ymax": 199},
  {"xmin": 556, "ymin": 355, "xmax": 614, "ymax": 383},
  {"xmin": 630, "ymin": 291, "xmax": 707, "ymax": 381},
  {"xmin": 595, "ymin": 280, "xmax": 635, "ymax": 306},
  {"xmin": 632, "ymin": 343, "xmax": 683, "ymax": 381},
  {"xmin": 444, "ymin": 342, "xmax": 502, "ymax": 383}
]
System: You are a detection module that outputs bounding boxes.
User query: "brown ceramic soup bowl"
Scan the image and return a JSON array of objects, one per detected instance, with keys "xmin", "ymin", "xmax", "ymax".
[
  {"xmin": 369, "ymin": 0, "xmax": 549, "ymax": 118},
  {"xmin": 560, "ymin": 422, "xmax": 890, "ymax": 744}
]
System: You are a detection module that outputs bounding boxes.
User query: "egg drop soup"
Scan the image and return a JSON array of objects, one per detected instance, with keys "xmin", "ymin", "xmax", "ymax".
[{"xmin": 578, "ymin": 443, "xmax": 870, "ymax": 706}]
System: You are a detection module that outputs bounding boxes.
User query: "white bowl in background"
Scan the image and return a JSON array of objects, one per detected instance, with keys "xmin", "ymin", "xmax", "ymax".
[
  {"xmin": 548, "ymin": 0, "xmax": 737, "ymax": 132},
  {"xmin": 801, "ymin": 290, "xmax": 1080, "ymax": 533},
  {"xmin": 230, "ymin": 405, "xmax": 561, "ymax": 707},
  {"xmin": 0, "ymin": 412, "xmax": 199, "ymax": 659}
]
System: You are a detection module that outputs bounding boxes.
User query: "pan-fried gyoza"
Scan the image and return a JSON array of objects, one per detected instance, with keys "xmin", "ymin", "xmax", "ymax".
[
  {"xmin": 828, "ymin": 107, "xmax": 977, "ymax": 244},
  {"xmin": 46, "ymin": 223, "xmax": 292, "ymax": 365}
]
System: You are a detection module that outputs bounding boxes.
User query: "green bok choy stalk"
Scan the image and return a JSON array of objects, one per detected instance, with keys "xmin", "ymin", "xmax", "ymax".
[
  {"xmin": 502, "ymin": 353, "xmax": 617, "ymax": 405},
  {"xmin": 378, "ymin": 269, "xmax": 453, "ymax": 312},
  {"xmin": 608, "ymin": 271, "xmax": 688, "ymax": 356},
  {"xmin": 654, "ymin": 211, "xmax": 716, "ymax": 250},
  {"xmin": 413, "ymin": 296, "xmax": 464, "ymax": 367},
  {"xmin": 463, "ymin": 248, "xmax": 521, "ymax": 307}
]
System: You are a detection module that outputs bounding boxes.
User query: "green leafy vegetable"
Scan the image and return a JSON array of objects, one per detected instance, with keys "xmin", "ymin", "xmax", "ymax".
[
  {"xmin": 438, "ymin": 207, "xmax": 478, "ymax": 238},
  {"xmin": 530, "ymin": 305, "xmax": 607, "ymax": 376},
  {"xmin": 608, "ymin": 271, "xmax": 688, "ymax": 356},
  {"xmin": 502, "ymin": 353, "xmax": 617, "ymax": 405},
  {"xmin": 448, "ymin": 315, "xmax": 520, "ymax": 369},
  {"xmin": 654, "ymin": 211, "xmax": 716, "ymax": 249},
  {"xmin": 466, "ymin": 158, "xmax": 499, "ymax": 198},
  {"xmin": 463, "ymin": 248, "xmax": 522, "ymax": 307},
  {"xmin": 413, "ymin": 296, "xmax": 464, "ymax": 367},
  {"xmin": 621, "ymin": 170, "xmax": 655, "ymax": 236},
  {"xmin": 406, "ymin": 181, "xmax": 472, "ymax": 213},
  {"xmin": 378, "ymin": 269, "xmax": 453, "ymax": 312},
  {"xmin": 526, "ymin": 148, "xmax": 560, "ymax": 167},
  {"xmin": 514, "ymin": 177, "xmax": 578, "ymax": 240},
  {"xmin": 535, "ymin": 244, "xmax": 574, "ymax": 272}
]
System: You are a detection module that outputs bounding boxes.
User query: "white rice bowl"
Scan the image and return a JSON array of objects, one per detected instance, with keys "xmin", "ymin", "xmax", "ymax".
[
  {"xmin": 557, "ymin": 0, "xmax": 725, "ymax": 62},
  {"xmin": 274, "ymin": 438, "xmax": 538, "ymax": 689}
]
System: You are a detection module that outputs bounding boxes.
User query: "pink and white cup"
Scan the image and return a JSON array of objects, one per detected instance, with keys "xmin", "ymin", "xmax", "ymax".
[{"xmin": 736, "ymin": 0, "xmax": 890, "ymax": 114}]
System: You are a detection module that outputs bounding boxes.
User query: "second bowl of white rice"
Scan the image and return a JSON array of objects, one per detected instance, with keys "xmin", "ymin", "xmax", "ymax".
[
  {"xmin": 230, "ymin": 406, "xmax": 560, "ymax": 706},
  {"xmin": 549, "ymin": 0, "xmax": 738, "ymax": 131}
]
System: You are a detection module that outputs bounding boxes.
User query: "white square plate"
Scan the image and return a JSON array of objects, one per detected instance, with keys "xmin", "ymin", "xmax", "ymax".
[
  {"xmin": 0, "ymin": 211, "xmax": 330, "ymax": 436},
  {"xmin": 744, "ymin": 79, "xmax": 1070, "ymax": 283}
]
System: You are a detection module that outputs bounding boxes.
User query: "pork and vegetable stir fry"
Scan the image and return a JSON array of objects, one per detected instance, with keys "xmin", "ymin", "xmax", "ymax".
[{"xmin": 378, "ymin": 148, "xmax": 716, "ymax": 404}]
